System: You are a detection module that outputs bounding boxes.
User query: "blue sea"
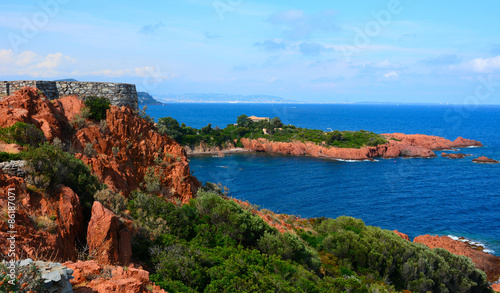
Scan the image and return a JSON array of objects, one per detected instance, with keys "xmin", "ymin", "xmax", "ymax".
[{"xmin": 144, "ymin": 103, "xmax": 500, "ymax": 255}]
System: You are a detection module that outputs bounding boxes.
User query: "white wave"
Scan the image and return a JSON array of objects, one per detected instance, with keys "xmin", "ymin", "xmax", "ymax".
[
  {"xmin": 447, "ymin": 235, "xmax": 494, "ymax": 254},
  {"xmin": 335, "ymin": 159, "xmax": 378, "ymax": 162}
]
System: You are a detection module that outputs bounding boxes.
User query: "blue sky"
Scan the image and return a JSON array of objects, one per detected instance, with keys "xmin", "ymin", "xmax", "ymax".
[{"xmin": 1, "ymin": 0, "xmax": 499, "ymax": 104}]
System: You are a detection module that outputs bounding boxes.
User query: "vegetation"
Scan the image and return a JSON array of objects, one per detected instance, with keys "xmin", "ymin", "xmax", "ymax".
[
  {"xmin": 0, "ymin": 122, "xmax": 46, "ymax": 147},
  {"xmin": 157, "ymin": 115, "xmax": 387, "ymax": 149},
  {"xmin": 23, "ymin": 142, "xmax": 103, "ymax": 210},
  {"xmin": 0, "ymin": 152, "xmax": 22, "ymax": 162},
  {"xmin": 84, "ymin": 95, "xmax": 110, "ymax": 121},
  {"xmin": 0, "ymin": 262, "xmax": 45, "ymax": 293},
  {"xmin": 127, "ymin": 188, "xmax": 491, "ymax": 292}
]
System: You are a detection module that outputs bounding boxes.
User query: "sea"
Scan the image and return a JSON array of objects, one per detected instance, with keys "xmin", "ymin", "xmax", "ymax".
[{"xmin": 144, "ymin": 103, "xmax": 500, "ymax": 255}]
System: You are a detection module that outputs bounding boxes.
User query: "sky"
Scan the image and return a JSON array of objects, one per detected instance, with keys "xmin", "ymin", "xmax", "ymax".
[{"xmin": 0, "ymin": 0, "xmax": 500, "ymax": 104}]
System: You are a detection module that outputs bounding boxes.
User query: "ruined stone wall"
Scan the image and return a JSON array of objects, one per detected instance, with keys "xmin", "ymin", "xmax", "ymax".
[{"xmin": 0, "ymin": 81, "xmax": 138, "ymax": 110}]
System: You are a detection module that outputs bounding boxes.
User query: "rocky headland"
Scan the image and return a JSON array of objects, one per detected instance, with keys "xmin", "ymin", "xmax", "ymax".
[{"xmin": 234, "ymin": 133, "xmax": 483, "ymax": 161}]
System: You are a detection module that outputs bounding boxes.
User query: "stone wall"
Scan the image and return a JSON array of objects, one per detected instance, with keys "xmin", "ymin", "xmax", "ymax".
[
  {"xmin": 0, "ymin": 160, "xmax": 26, "ymax": 177},
  {"xmin": 0, "ymin": 81, "xmax": 138, "ymax": 110}
]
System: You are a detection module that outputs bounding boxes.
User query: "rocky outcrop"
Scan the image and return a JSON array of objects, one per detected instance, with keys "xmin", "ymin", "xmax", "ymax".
[
  {"xmin": 382, "ymin": 133, "xmax": 483, "ymax": 150},
  {"xmin": 473, "ymin": 156, "xmax": 499, "ymax": 164},
  {"xmin": 0, "ymin": 87, "xmax": 199, "ymax": 202},
  {"xmin": 238, "ymin": 133, "xmax": 482, "ymax": 161},
  {"xmin": 0, "ymin": 143, "xmax": 22, "ymax": 153},
  {"xmin": 441, "ymin": 152, "xmax": 470, "ymax": 159},
  {"xmin": 0, "ymin": 169, "xmax": 84, "ymax": 261},
  {"xmin": 393, "ymin": 230, "xmax": 410, "ymax": 241},
  {"xmin": 73, "ymin": 105, "xmax": 199, "ymax": 202},
  {"xmin": 63, "ymin": 260, "xmax": 166, "ymax": 293},
  {"xmin": 87, "ymin": 201, "xmax": 131, "ymax": 265},
  {"xmin": 414, "ymin": 235, "xmax": 500, "ymax": 282}
]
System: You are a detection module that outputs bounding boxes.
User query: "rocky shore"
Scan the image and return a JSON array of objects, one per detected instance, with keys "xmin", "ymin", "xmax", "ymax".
[{"xmin": 393, "ymin": 231, "xmax": 500, "ymax": 284}]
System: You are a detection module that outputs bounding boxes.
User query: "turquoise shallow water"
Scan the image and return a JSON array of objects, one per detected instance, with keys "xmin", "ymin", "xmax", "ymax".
[{"xmin": 145, "ymin": 103, "xmax": 500, "ymax": 255}]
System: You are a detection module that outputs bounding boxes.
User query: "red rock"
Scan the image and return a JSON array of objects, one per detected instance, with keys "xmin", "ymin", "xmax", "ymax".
[
  {"xmin": 64, "ymin": 260, "xmax": 167, "ymax": 293},
  {"xmin": 0, "ymin": 143, "xmax": 22, "ymax": 153},
  {"xmin": 414, "ymin": 235, "xmax": 500, "ymax": 282},
  {"xmin": 450, "ymin": 137, "xmax": 483, "ymax": 148},
  {"xmin": 87, "ymin": 201, "xmax": 132, "ymax": 265},
  {"xmin": 382, "ymin": 133, "xmax": 482, "ymax": 150},
  {"xmin": 0, "ymin": 87, "xmax": 73, "ymax": 141},
  {"xmin": 441, "ymin": 152, "xmax": 470, "ymax": 159},
  {"xmin": 73, "ymin": 106, "xmax": 199, "ymax": 202},
  {"xmin": 491, "ymin": 283, "xmax": 500, "ymax": 292},
  {"xmin": 472, "ymin": 156, "xmax": 499, "ymax": 164},
  {"xmin": 393, "ymin": 230, "xmax": 410, "ymax": 241},
  {"xmin": 0, "ymin": 170, "xmax": 83, "ymax": 261}
]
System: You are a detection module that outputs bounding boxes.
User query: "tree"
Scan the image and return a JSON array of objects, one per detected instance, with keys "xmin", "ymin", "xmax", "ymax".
[
  {"xmin": 84, "ymin": 96, "xmax": 110, "ymax": 121},
  {"xmin": 269, "ymin": 117, "xmax": 283, "ymax": 129},
  {"xmin": 200, "ymin": 124, "xmax": 212, "ymax": 135},
  {"xmin": 157, "ymin": 117, "xmax": 183, "ymax": 141},
  {"xmin": 237, "ymin": 114, "xmax": 251, "ymax": 128}
]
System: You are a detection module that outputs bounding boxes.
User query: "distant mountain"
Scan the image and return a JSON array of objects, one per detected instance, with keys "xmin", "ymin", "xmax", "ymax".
[
  {"xmin": 55, "ymin": 78, "xmax": 78, "ymax": 81},
  {"xmin": 138, "ymin": 91, "xmax": 164, "ymax": 105},
  {"xmin": 155, "ymin": 93, "xmax": 298, "ymax": 103}
]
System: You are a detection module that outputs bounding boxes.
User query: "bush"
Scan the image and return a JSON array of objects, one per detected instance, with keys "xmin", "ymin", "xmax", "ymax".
[
  {"xmin": 23, "ymin": 143, "xmax": 103, "ymax": 209},
  {"xmin": 0, "ymin": 122, "xmax": 46, "ymax": 147},
  {"xmin": 84, "ymin": 96, "xmax": 110, "ymax": 121},
  {"xmin": 94, "ymin": 189, "xmax": 127, "ymax": 215},
  {"xmin": 0, "ymin": 152, "xmax": 22, "ymax": 162}
]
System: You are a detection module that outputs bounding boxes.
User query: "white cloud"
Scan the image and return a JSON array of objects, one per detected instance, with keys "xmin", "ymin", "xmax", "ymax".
[
  {"xmin": 469, "ymin": 56, "xmax": 500, "ymax": 73},
  {"xmin": 383, "ymin": 71, "xmax": 399, "ymax": 80},
  {"xmin": 0, "ymin": 49, "xmax": 76, "ymax": 77}
]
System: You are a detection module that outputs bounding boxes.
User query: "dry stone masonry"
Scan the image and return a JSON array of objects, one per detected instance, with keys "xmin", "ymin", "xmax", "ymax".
[{"xmin": 0, "ymin": 80, "xmax": 138, "ymax": 110}]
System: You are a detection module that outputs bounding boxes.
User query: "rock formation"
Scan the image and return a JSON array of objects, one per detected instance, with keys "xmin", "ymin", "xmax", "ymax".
[
  {"xmin": 414, "ymin": 235, "xmax": 500, "ymax": 282},
  {"xmin": 441, "ymin": 152, "xmax": 470, "ymax": 159},
  {"xmin": 472, "ymin": 156, "xmax": 499, "ymax": 164},
  {"xmin": 63, "ymin": 260, "xmax": 166, "ymax": 293},
  {"xmin": 239, "ymin": 133, "xmax": 482, "ymax": 161},
  {"xmin": 0, "ymin": 169, "xmax": 84, "ymax": 261},
  {"xmin": 393, "ymin": 230, "xmax": 410, "ymax": 241},
  {"xmin": 87, "ymin": 201, "xmax": 132, "ymax": 265}
]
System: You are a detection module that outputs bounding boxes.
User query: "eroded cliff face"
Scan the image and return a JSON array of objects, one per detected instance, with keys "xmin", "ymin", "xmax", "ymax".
[
  {"xmin": 239, "ymin": 133, "xmax": 482, "ymax": 161},
  {"xmin": 0, "ymin": 169, "xmax": 83, "ymax": 261},
  {"xmin": 72, "ymin": 105, "xmax": 199, "ymax": 202}
]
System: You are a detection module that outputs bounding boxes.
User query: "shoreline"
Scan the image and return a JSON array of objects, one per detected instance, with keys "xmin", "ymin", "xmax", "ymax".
[{"xmin": 186, "ymin": 147, "xmax": 254, "ymax": 156}]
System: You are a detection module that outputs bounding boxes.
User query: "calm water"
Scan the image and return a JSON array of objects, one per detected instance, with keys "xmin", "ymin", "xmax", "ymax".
[{"xmin": 145, "ymin": 103, "xmax": 500, "ymax": 255}]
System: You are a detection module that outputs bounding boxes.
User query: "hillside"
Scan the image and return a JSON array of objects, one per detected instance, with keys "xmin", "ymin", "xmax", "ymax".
[
  {"xmin": 138, "ymin": 91, "xmax": 163, "ymax": 105},
  {"xmin": 0, "ymin": 87, "xmax": 495, "ymax": 292},
  {"xmin": 156, "ymin": 93, "xmax": 298, "ymax": 103}
]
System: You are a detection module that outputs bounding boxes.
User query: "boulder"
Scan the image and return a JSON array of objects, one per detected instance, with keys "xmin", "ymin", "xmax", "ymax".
[
  {"xmin": 441, "ymin": 152, "xmax": 470, "ymax": 159},
  {"xmin": 63, "ymin": 261, "xmax": 167, "ymax": 293},
  {"xmin": 87, "ymin": 201, "xmax": 132, "ymax": 265},
  {"xmin": 393, "ymin": 230, "xmax": 410, "ymax": 241},
  {"xmin": 472, "ymin": 156, "xmax": 499, "ymax": 164}
]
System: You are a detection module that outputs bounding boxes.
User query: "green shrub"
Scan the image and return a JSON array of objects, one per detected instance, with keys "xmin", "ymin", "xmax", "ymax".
[
  {"xmin": 84, "ymin": 96, "xmax": 110, "ymax": 121},
  {"xmin": 94, "ymin": 188, "xmax": 127, "ymax": 215},
  {"xmin": 0, "ymin": 122, "xmax": 46, "ymax": 147},
  {"xmin": 23, "ymin": 142, "xmax": 103, "ymax": 209},
  {"xmin": 0, "ymin": 152, "xmax": 22, "ymax": 162}
]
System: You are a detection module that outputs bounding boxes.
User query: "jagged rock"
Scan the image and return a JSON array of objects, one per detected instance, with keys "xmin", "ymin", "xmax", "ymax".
[
  {"xmin": 393, "ymin": 230, "xmax": 409, "ymax": 241},
  {"xmin": 63, "ymin": 260, "xmax": 167, "ymax": 293},
  {"xmin": 0, "ymin": 170, "xmax": 84, "ymax": 261},
  {"xmin": 87, "ymin": 201, "xmax": 131, "ymax": 265}
]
